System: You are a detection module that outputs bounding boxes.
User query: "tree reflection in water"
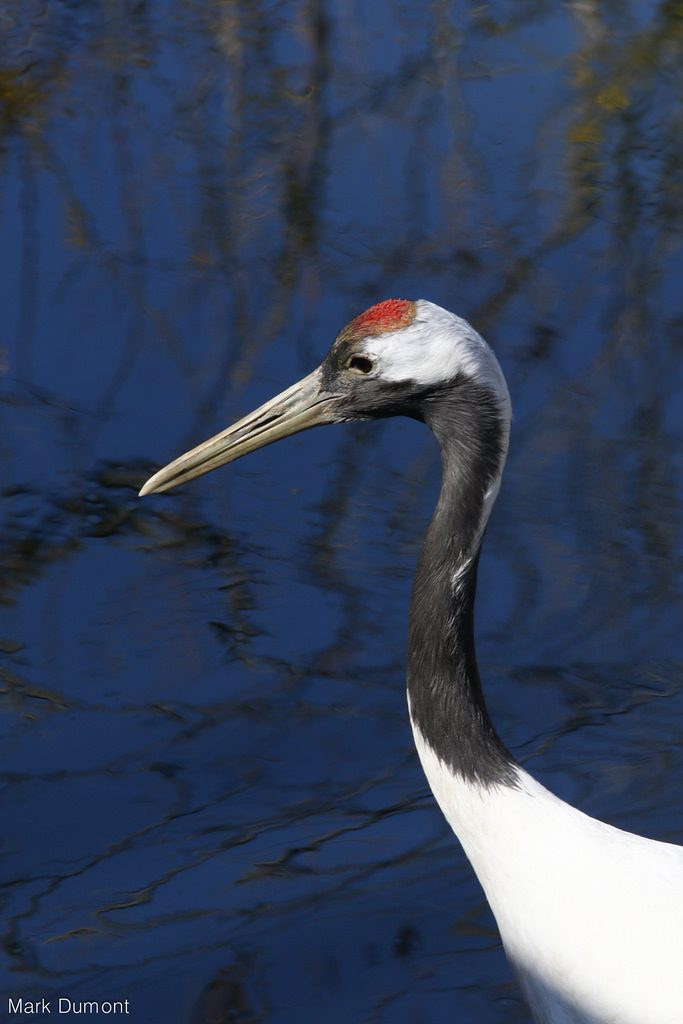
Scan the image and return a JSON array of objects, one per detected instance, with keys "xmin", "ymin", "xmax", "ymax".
[{"xmin": 0, "ymin": 3, "xmax": 681, "ymax": 1022}]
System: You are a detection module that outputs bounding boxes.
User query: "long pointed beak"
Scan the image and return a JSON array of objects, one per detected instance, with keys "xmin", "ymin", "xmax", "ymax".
[{"xmin": 139, "ymin": 368, "xmax": 337, "ymax": 497}]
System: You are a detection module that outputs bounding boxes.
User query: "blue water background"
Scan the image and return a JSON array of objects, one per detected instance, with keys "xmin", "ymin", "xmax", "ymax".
[{"xmin": 0, "ymin": 2, "xmax": 682, "ymax": 1021}]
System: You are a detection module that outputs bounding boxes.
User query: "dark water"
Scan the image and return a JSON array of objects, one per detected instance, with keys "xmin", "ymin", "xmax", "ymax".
[{"xmin": 1, "ymin": 2, "xmax": 682, "ymax": 1021}]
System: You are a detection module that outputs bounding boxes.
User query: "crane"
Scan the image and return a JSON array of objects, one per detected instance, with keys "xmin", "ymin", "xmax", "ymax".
[{"xmin": 140, "ymin": 299, "xmax": 683, "ymax": 1024}]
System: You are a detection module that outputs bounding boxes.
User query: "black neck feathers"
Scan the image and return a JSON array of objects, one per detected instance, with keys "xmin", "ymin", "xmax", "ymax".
[{"xmin": 407, "ymin": 379, "xmax": 516, "ymax": 786}]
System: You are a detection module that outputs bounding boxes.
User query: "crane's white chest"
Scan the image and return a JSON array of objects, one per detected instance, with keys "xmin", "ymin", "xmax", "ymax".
[{"xmin": 409, "ymin": 713, "xmax": 683, "ymax": 1024}]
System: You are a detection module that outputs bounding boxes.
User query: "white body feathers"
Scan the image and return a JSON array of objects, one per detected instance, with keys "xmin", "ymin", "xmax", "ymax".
[{"xmin": 412, "ymin": 721, "xmax": 683, "ymax": 1024}]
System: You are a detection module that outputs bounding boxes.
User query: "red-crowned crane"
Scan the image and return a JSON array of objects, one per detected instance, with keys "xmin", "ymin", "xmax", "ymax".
[{"xmin": 141, "ymin": 299, "xmax": 683, "ymax": 1024}]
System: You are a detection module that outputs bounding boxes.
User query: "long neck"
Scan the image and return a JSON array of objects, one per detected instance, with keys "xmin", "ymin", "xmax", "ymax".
[{"xmin": 407, "ymin": 383, "xmax": 515, "ymax": 786}]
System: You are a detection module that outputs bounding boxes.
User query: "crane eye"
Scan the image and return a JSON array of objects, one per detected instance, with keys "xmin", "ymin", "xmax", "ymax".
[{"xmin": 347, "ymin": 355, "xmax": 374, "ymax": 375}]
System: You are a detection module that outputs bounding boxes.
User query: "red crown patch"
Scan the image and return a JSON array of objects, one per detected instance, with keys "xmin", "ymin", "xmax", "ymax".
[{"xmin": 350, "ymin": 299, "xmax": 416, "ymax": 337}]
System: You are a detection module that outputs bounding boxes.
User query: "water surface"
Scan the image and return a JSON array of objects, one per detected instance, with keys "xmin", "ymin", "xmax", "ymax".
[{"xmin": 1, "ymin": 2, "xmax": 682, "ymax": 1021}]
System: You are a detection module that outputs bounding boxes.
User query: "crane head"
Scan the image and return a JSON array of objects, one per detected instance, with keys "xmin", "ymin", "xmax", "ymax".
[{"xmin": 139, "ymin": 299, "xmax": 509, "ymax": 497}]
